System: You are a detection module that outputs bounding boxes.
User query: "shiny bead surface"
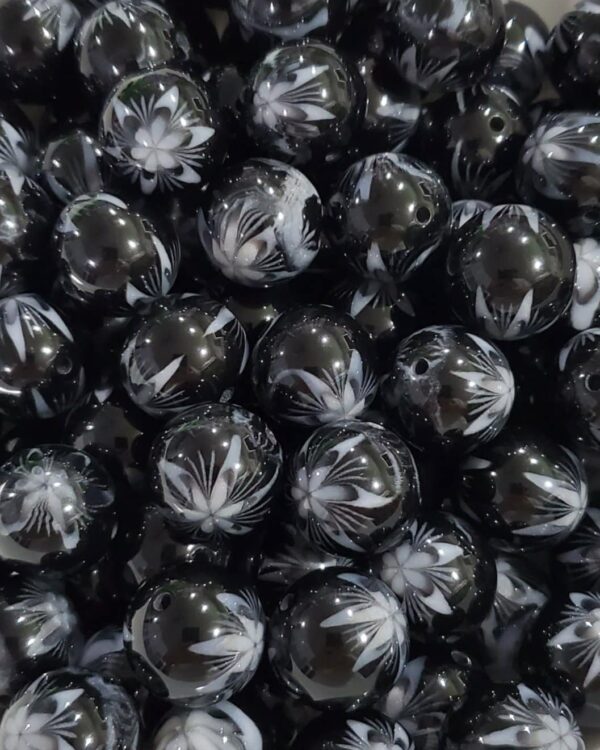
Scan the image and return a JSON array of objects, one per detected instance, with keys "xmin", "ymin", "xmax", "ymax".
[
  {"xmin": 151, "ymin": 402, "xmax": 282, "ymax": 541},
  {"xmin": 41, "ymin": 130, "xmax": 105, "ymax": 205},
  {"xmin": 381, "ymin": 325, "xmax": 515, "ymax": 453},
  {"xmin": 268, "ymin": 568, "xmax": 408, "ymax": 711},
  {"xmin": 287, "ymin": 420, "xmax": 420, "ymax": 556},
  {"xmin": 101, "ymin": 68, "xmax": 224, "ymax": 195},
  {"xmin": 198, "ymin": 158, "xmax": 322, "ymax": 287},
  {"xmin": 121, "ymin": 294, "xmax": 248, "ymax": 418},
  {"xmin": 451, "ymin": 199, "xmax": 492, "ymax": 234},
  {"xmin": 0, "ymin": 103, "xmax": 36, "ymax": 188},
  {"xmin": 231, "ymin": 0, "xmax": 347, "ymax": 41},
  {"xmin": 0, "ymin": 294, "xmax": 85, "ymax": 420},
  {"xmin": 293, "ymin": 712, "xmax": 414, "ymax": 749},
  {"xmin": 124, "ymin": 565, "xmax": 265, "ymax": 707},
  {"xmin": 447, "ymin": 204, "xmax": 575, "ymax": 340},
  {"xmin": 244, "ymin": 40, "xmax": 365, "ymax": 166},
  {"xmin": 251, "ymin": 305, "xmax": 377, "ymax": 426},
  {"xmin": 457, "ymin": 431, "xmax": 589, "ymax": 550},
  {"xmin": 556, "ymin": 508, "xmax": 600, "ymax": 592},
  {"xmin": 557, "ymin": 329, "xmax": 600, "ymax": 447},
  {"xmin": 328, "ymin": 153, "xmax": 451, "ymax": 282},
  {"xmin": 570, "ymin": 238, "xmax": 600, "ymax": 331},
  {"xmin": 54, "ymin": 193, "xmax": 180, "ymax": 315},
  {"xmin": 0, "ymin": 445, "xmax": 115, "ymax": 570}
]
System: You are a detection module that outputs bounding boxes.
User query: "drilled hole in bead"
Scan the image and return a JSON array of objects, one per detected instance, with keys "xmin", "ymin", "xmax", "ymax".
[
  {"xmin": 416, "ymin": 206, "xmax": 431, "ymax": 224},
  {"xmin": 414, "ymin": 358, "xmax": 429, "ymax": 375},
  {"xmin": 490, "ymin": 116, "xmax": 505, "ymax": 133},
  {"xmin": 153, "ymin": 592, "xmax": 172, "ymax": 612},
  {"xmin": 587, "ymin": 374, "xmax": 600, "ymax": 392}
]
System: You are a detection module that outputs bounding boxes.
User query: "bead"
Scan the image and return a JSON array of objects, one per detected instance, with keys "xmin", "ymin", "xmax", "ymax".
[
  {"xmin": 231, "ymin": 0, "xmax": 347, "ymax": 42},
  {"xmin": 381, "ymin": 325, "xmax": 515, "ymax": 453},
  {"xmin": 198, "ymin": 158, "xmax": 322, "ymax": 287},
  {"xmin": 0, "ymin": 294, "xmax": 85, "ymax": 420},
  {"xmin": 268, "ymin": 568, "xmax": 408, "ymax": 711},
  {"xmin": 570, "ymin": 238, "xmax": 600, "ymax": 330},
  {"xmin": 121, "ymin": 294, "xmax": 248, "ymax": 418},
  {"xmin": 518, "ymin": 111, "xmax": 600, "ymax": 237},
  {"xmin": 124, "ymin": 565, "xmax": 265, "ymax": 706},
  {"xmin": 384, "ymin": 0, "xmax": 506, "ymax": 94},
  {"xmin": 556, "ymin": 508, "xmax": 600, "ymax": 592},
  {"xmin": 244, "ymin": 40, "xmax": 365, "ymax": 166},
  {"xmin": 101, "ymin": 68, "xmax": 224, "ymax": 195},
  {"xmin": 447, "ymin": 204, "xmax": 575, "ymax": 340},
  {"xmin": 150, "ymin": 403, "xmax": 282, "ymax": 541},
  {"xmin": 287, "ymin": 420, "xmax": 420, "ymax": 556},
  {"xmin": 376, "ymin": 513, "xmax": 496, "ymax": 637},
  {"xmin": 557, "ymin": 329, "xmax": 600, "ymax": 447},
  {"xmin": 75, "ymin": 0, "xmax": 190, "ymax": 101},
  {"xmin": 0, "ymin": 103, "xmax": 36, "ymax": 186},
  {"xmin": 251, "ymin": 305, "xmax": 377, "ymax": 426},
  {"xmin": 0, "ymin": 668, "xmax": 141, "ymax": 750},
  {"xmin": 328, "ymin": 153, "xmax": 451, "ymax": 282},
  {"xmin": 457, "ymin": 431, "xmax": 589, "ymax": 550},
  {"xmin": 419, "ymin": 84, "xmax": 530, "ymax": 201},
  {"xmin": 293, "ymin": 712, "xmax": 414, "ymax": 749},
  {"xmin": 0, "ymin": 571, "xmax": 82, "ymax": 696},
  {"xmin": 54, "ymin": 193, "xmax": 180, "ymax": 315},
  {"xmin": 40, "ymin": 129, "xmax": 105, "ymax": 205},
  {"xmin": 0, "ymin": 445, "xmax": 116, "ymax": 570}
]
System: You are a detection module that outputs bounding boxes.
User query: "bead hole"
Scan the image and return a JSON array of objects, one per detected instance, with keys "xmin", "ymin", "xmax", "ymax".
[
  {"xmin": 416, "ymin": 206, "xmax": 431, "ymax": 224},
  {"xmin": 587, "ymin": 374, "xmax": 600, "ymax": 392},
  {"xmin": 414, "ymin": 358, "xmax": 429, "ymax": 375},
  {"xmin": 490, "ymin": 116, "xmax": 505, "ymax": 133},
  {"xmin": 153, "ymin": 593, "xmax": 172, "ymax": 612}
]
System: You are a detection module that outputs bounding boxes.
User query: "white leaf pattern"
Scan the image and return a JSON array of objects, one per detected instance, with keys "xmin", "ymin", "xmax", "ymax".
[
  {"xmin": 549, "ymin": 592, "xmax": 600, "ymax": 688},
  {"xmin": 23, "ymin": 0, "xmax": 80, "ymax": 51}
]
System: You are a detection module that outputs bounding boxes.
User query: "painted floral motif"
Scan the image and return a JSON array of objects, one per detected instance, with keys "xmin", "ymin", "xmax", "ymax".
[
  {"xmin": 338, "ymin": 716, "xmax": 413, "ymax": 750},
  {"xmin": 450, "ymin": 137, "xmax": 513, "ymax": 199},
  {"xmin": 475, "ymin": 285, "xmax": 543, "ymax": 340},
  {"xmin": 273, "ymin": 349, "xmax": 377, "ymax": 424},
  {"xmin": 87, "ymin": 0, "xmax": 163, "ymax": 29},
  {"xmin": 0, "ymin": 118, "xmax": 34, "ymax": 195},
  {"xmin": 319, "ymin": 573, "xmax": 407, "ymax": 675},
  {"xmin": 189, "ymin": 590, "xmax": 264, "ymax": 693},
  {"xmin": 570, "ymin": 238, "xmax": 600, "ymax": 330},
  {"xmin": 451, "ymin": 200, "xmax": 491, "ymax": 231},
  {"xmin": 557, "ymin": 508, "xmax": 600, "ymax": 588},
  {"xmin": 0, "ymin": 294, "xmax": 73, "ymax": 364},
  {"xmin": 395, "ymin": 46, "xmax": 461, "ymax": 92},
  {"xmin": 549, "ymin": 593, "xmax": 600, "ymax": 688},
  {"xmin": 23, "ymin": 0, "xmax": 81, "ymax": 51}
]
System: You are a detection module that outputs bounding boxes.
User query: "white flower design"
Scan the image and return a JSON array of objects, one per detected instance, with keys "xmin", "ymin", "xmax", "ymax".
[
  {"xmin": 339, "ymin": 716, "xmax": 413, "ymax": 750},
  {"xmin": 0, "ymin": 119, "xmax": 33, "ymax": 195},
  {"xmin": 379, "ymin": 520, "xmax": 466, "ymax": 624},
  {"xmin": 450, "ymin": 137, "xmax": 512, "ymax": 199},
  {"xmin": 0, "ymin": 294, "xmax": 73, "ymax": 363},
  {"xmin": 475, "ymin": 285, "xmax": 542, "ymax": 340},
  {"xmin": 395, "ymin": 45, "xmax": 461, "ymax": 92},
  {"xmin": 319, "ymin": 573, "xmax": 407, "ymax": 674},
  {"xmin": 23, "ymin": 0, "xmax": 80, "ymax": 51},
  {"xmin": 549, "ymin": 593, "xmax": 600, "ymax": 688},
  {"xmin": 189, "ymin": 590, "xmax": 264, "ymax": 693},
  {"xmin": 557, "ymin": 508, "xmax": 600, "ymax": 587},
  {"xmin": 273, "ymin": 349, "xmax": 377, "ymax": 425},
  {"xmin": 571, "ymin": 238, "xmax": 600, "ymax": 330}
]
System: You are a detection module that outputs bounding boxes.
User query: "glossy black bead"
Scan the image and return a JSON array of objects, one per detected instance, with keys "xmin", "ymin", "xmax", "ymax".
[
  {"xmin": 121, "ymin": 294, "xmax": 248, "ymax": 418},
  {"xmin": 124, "ymin": 564, "xmax": 265, "ymax": 706},
  {"xmin": 557, "ymin": 329, "xmax": 600, "ymax": 448},
  {"xmin": 447, "ymin": 204, "xmax": 575, "ymax": 340},
  {"xmin": 268, "ymin": 568, "xmax": 408, "ymax": 711},
  {"xmin": 251, "ymin": 305, "xmax": 377, "ymax": 426},
  {"xmin": 0, "ymin": 571, "xmax": 82, "ymax": 696},
  {"xmin": 381, "ymin": 325, "xmax": 515, "ymax": 453},
  {"xmin": 101, "ymin": 68, "xmax": 224, "ymax": 195},
  {"xmin": 383, "ymin": 0, "xmax": 506, "ymax": 94},
  {"xmin": 150, "ymin": 402, "xmax": 282, "ymax": 541},
  {"xmin": 41, "ymin": 129, "xmax": 105, "ymax": 205},
  {"xmin": 198, "ymin": 158, "xmax": 322, "ymax": 287},
  {"xmin": 287, "ymin": 420, "xmax": 420, "ymax": 556},
  {"xmin": 75, "ymin": 0, "xmax": 190, "ymax": 101},
  {"xmin": 0, "ymin": 667, "xmax": 141, "ymax": 750},
  {"xmin": 556, "ymin": 508, "xmax": 600, "ymax": 592},
  {"xmin": 231, "ymin": 0, "xmax": 347, "ymax": 42},
  {"xmin": 518, "ymin": 111, "xmax": 600, "ymax": 237},
  {"xmin": 54, "ymin": 192, "xmax": 180, "ymax": 315},
  {"xmin": 0, "ymin": 294, "xmax": 85, "ymax": 420},
  {"xmin": 0, "ymin": 444, "xmax": 116, "ymax": 571},
  {"xmin": 570, "ymin": 238, "xmax": 600, "ymax": 331},
  {"xmin": 419, "ymin": 84, "xmax": 530, "ymax": 201},
  {"xmin": 327, "ymin": 153, "xmax": 451, "ymax": 282},
  {"xmin": 244, "ymin": 40, "xmax": 366, "ymax": 166},
  {"xmin": 487, "ymin": 1, "xmax": 548, "ymax": 103},
  {"xmin": 376, "ymin": 513, "xmax": 496, "ymax": 637},
  {"xmin": 293, "ymin": 712, "xmax": 414, "ymax": 749},
  {"xmin": 457, "ymin": 431, "xmax": 589, "ymax": 551}
]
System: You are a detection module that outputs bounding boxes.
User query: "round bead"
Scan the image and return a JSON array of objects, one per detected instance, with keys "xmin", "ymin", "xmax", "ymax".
[
  {"xmin": 251, "ymin": 305, "xmax": 377, "ymax": 426},
  {"xmin": 75, "ymin": 0, "xmax": 190, "ymax": 101},
  {"xmin": 151, "ymin": 703, "xmax": 263, "ymax": 750},
  {"xmin": 124, "ymin": 565, "xmax": 265, "ymax": 706},
  {"xmin": 557, "ymin": 329, "xmax": 600, "ymax": 447},
  {"xmin": 556, "ymin": 508, "xmax": 600, "ymax": 592},
  {"xmin": 198, "ymin": 158, "xmax": 322, "ymax": 287},
  {"xmin": 384, "ymin": 0, "xmax": 506, "ymax": 94},
  {"xmin": 150, "ymin": 402, "xmax": 282, "ymax": 541},
  {"xmin": 518, "ymin": 111, "xmax": 600, "ymax": 237},
  {"xmin": 328, "ymin": 153, "xmax": 451, "ymax": 282},
  {"xmin": 230, "ymin": 0, "xmax": 347, "ymax": 41},
  {"xmin": 0, "ymin": 294, "xmax": 85, "ymax": 419},
  {"xmin": 287, "ymin": 420, "xmax": 420, "ymax": 556},
  {"xmin": 54, "ymin": 193, "xmax": 180, "ymax": 315},
  {"xmin": 570, "ymin": 238, "xmax": 600, "ymax": 330},
  {"xmin": 269, "ymin": 568, "xmax": 408, "ymax": 711},
  {"xmin": 419, "ymin": 84, "xmax": 530, "ymax": 201},
  {"xmin": 457, "ymin": 431, "xmax": 589, "ymax": 550},
  {"xmin": 41, "ymin": 130, "xmax": 105, "ymax": 205},
  {"xmin": 0, "ymin": 668, "xmax": 140, "ymax": 750},
  {"xmin": 0, "ymin": 571, "xmax": 82, "ymax": 696},
  {"xmin": 293, "ymin": 712, "xmax": 414, "ymax": 749},
  {"xmin": 101, "ymin": 68, "xmax": 224, "ymax": 195},
  {"xmin": 244, "ymin": 40, "xmax": 365, "ymax": 166},
  {"xmin": 381, "ymin": 325, "xmax": 515, "ymax": 453},
  {"xmin": 447, "ymin": 204, "xmax": 575, "ymax": 340},
  {"xmin": 0, "ymin": 445, "xmax": 115, "ymax": 571},
  {"xmin": 121, "ymin": 294, "xmax": 248, "ymax": 418},
  {"xmin": 376, "ymin": 514, "xmax": 496, "ymax": 636}
]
